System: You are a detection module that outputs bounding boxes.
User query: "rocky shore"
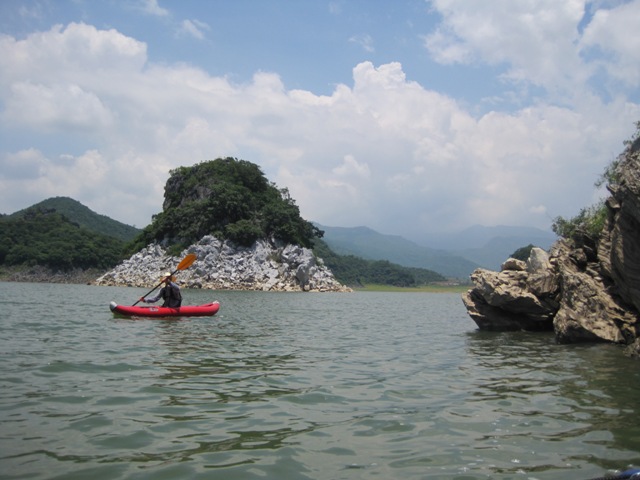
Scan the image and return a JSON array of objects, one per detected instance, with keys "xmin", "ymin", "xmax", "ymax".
[
  {"xmin": 94, "ymin": 235, "xmax": 351, "ymax": 292},
  {"xmin": 462, "ymin": 135, "xmax": 640, "ymax": 357}
]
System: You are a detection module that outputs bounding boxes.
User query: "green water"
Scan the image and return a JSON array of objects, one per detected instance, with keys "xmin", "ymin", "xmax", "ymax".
[{"xmin": 0, "ymin": 282, "xmax": 639, "ymax": 480}]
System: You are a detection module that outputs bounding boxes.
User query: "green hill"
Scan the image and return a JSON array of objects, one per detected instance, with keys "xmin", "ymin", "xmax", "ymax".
[
  {"xmin": 313, "ymin": 238, "xmax": 446, "ymax": 287},
  {"xmin": 8, "ymin": 196, "xmax": 140, "ymax": 242},
  {"xmin": 317, "ymin": 224, "xmax": 479, "ymax": 279},
  {"xmin": 0, "ymin": 209, "xmax": 126, "ymax": 271}
]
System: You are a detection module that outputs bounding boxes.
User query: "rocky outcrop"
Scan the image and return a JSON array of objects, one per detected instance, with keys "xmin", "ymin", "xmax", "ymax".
[
  {"xmin": 461, "ymin": 248, "xmax": 559, "ymax": 332},
  {"xmin": 94, "ymin": 235, "xmax": 351, "ymax": 292},
  {"xmin": 462, "ymin": 134, "xmax": 640, "ymax": 356}
]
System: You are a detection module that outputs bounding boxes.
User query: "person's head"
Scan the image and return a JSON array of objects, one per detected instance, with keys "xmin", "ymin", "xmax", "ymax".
[{"xmin": 162, "ymin": 272, "xmax": 174, "ymax": 283}]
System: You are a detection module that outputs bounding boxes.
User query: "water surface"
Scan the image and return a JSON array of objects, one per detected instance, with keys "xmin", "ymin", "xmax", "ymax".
[{"xmin": 1, "ymin": 282, "xmax": 639, "ymax": 479}]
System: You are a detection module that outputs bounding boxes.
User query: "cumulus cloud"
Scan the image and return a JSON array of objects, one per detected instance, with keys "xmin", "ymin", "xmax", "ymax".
[
  {"xmin": 423, "ymin": 0, "xmax": 639, "ymax": 101},
  {"xmin": 0, "ymin": 10, "xmax": 638, "ymax": 238},
  {"xmin": 579, "ymin": 0, "xmax": 640, "ymax": 86}
]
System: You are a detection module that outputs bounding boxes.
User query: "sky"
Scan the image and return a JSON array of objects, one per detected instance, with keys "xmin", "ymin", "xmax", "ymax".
[{"xmin": 1, "ymin": 0, "xmax": 639, "ymax": 242}]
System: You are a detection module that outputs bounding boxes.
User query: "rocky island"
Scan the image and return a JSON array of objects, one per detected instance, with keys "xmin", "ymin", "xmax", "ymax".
[
  {"xmin": 462, "ymin": 128, "xmax": 640, "ymax": 357},
  {"xmin": 95, "ymin": 158, "xmax": 350, "ymax": 293}
]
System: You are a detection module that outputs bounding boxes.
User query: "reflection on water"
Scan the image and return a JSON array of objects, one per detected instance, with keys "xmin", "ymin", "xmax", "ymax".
[{"xmin": 0, "ymin": 284, "xmax": 639, "ymax": 479}]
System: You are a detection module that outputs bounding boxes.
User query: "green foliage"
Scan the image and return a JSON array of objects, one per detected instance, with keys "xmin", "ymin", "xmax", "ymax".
[
  {"xmin": 510, "ymin": 244, "xmax": 535, "ymax": 261},
  {"xmin": 132, "ymin": 157, "xmax": 322, "ymax": 251},
  {"xmin": 551, "ymin": 201, "xmax": 607, "ymax": 241},
  {"xmin": 225, "ymin": 219, "xmax": 264, "ymax": 247},
  {"xmin": 0, "ymin": 209, "xmax": 126, "ymax": 271},
  {"xmin": 553, "ymin": 121, "xmax": 640, "ymax": 242},
  {"xmin": 596, "ymin": 120, "xmax": 640, "ymax": 189},
  {"xmin": 313, "ymin": 238, "xmax": 446, "ymax": 287}
]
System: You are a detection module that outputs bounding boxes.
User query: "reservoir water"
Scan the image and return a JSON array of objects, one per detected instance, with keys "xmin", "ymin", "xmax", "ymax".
[{"xmin": 1, "ymin": 282, "xmax": 639, "ymax": 480}]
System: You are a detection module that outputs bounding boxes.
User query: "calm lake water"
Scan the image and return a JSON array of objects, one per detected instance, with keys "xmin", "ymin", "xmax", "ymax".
[{"xmin": 1, "ymin": 281, "xmax": 639, "ymax": 480}]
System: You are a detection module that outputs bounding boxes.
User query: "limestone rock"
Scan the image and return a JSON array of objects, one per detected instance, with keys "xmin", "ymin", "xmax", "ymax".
[
  {"xmin": 553, "ymin": 242, "xmax": 637, "ymax": 344},
  {"xmin": 95, "ymin": 235, "xmax": 351, "ymax": 293},
  {"xmin": 461, "ymin": 136, "xmax": 640, "ymax": 355}
]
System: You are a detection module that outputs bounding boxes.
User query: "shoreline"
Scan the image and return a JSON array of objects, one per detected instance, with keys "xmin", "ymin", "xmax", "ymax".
[
  {"xmin": 0, "ymin": 269, "xmax": 471, "ymax": 294},
  {"xmin": 0, "ymin": 266, "xmax": 105, "ymax": 285},
  {"xmin": 349, "ymin": 284, "xmax": 471, "ymax": 293}
]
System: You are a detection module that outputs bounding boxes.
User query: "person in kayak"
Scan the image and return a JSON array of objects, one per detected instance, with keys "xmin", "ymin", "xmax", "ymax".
[{"xmin": 139, "ymin": 272, "xmax": 182, "ymax": 308}]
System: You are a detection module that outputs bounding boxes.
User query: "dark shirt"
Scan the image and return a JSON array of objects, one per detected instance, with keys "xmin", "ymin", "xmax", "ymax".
[{"xmin": 144, "ymin": 281, "xmax": 182, "ymax": 308}]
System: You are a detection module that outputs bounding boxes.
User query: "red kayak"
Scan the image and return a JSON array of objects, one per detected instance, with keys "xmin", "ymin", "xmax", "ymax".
[{"xmin": 109, "ymin": 301, "xmax": 220, "ymax": 318}]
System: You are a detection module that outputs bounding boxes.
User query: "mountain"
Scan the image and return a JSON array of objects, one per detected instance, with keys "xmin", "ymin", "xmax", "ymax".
[
  {"xmin": 7, "ymin": 196, "xmax": 140, "ymax": 242},
  {"xmin": 419, "ymin": 224, "xmax": 557, "ymax": 251},
  {"xmin": 417, "ymin": 225, "xmax": 558, "ymax": 271},
  {"xmin": 317, "ymin": 224, "xmax": 558, "ymax": 279},
  {"xmin": 0, "ymin": 206, "xmax": 128, "ymax": 272},
  {"xmin": 316, "ymin": 224, "xmax": 480, "ymax": 279}
]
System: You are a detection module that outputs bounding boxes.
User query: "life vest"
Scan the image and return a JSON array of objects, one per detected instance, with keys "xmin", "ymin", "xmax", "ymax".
[{"xmin": 162, "ymin": 283, "xmax": 182, "ymax": 308}]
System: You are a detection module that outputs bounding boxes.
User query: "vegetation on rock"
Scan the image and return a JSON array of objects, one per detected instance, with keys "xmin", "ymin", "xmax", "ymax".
[
  {"xmin": 128, "ymin": 158, "xmax": 323, "ymax": 254},
  {"xmin": 552, "ymin": 121, "xmax": 640, "ymax": 242},
  {"xmin": 510, "ymin": 244, "xmax": 535, "ymax": 261}
]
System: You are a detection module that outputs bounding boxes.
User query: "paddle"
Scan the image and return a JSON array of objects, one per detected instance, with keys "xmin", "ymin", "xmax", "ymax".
[{"xmin": 132, "ymin": 253, "xmax": 197, "ymax": 306}]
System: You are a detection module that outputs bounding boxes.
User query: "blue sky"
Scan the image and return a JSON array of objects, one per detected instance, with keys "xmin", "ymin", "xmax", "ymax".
[{"xmin": 1, "ymin": 0, "xmax": 639, "ymax": 242}]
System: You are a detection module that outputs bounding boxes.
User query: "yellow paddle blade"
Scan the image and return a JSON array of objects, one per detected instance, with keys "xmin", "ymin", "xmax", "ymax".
[{"xmin": 177, "ymin": 253, "xmax": 197, "ymax": 270}]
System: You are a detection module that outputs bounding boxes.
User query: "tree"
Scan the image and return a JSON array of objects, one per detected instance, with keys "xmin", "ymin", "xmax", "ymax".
[{"xmin": 510, "ymin": 244, "xmax": 535, "ymax": 261}]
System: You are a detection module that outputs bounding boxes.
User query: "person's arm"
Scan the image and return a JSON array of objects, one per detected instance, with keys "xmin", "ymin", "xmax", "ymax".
[{"xmin": 141, "ymin": 290, "xmax": 162, "ymax": 303}]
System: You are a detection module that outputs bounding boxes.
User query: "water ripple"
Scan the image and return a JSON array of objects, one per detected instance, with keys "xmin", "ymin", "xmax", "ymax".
[{"xmin": 1, "ymin": 286, "xmax": 639, "ymax": 479}]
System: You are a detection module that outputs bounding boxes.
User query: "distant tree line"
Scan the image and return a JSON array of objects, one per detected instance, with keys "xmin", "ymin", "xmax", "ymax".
[{"xmin": 313, "ymin": 239, "xmax": 446, "ymax": 287}]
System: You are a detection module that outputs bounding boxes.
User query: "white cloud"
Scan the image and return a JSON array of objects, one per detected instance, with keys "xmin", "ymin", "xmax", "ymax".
[
  {"xmin": 580, "ymin": 0, "xmax": 640, "ymax": 86},
  {"xmin": 349, "ymin": 34, "xmax": 375, "ymax": 52},
  {"xmin": 141, "ymin": 0, "xmax": 169, "ymax": 17},
  {"xmin": 4, "ymin": 82, "xmax": 113, "ymax": 131},
  {"xmin": 178, "ymin": 19, "xmax": 210, "ymax": 40},
  {"xmin": 423, "ymin": 0, "xmax": 639, "ymax": 102}
]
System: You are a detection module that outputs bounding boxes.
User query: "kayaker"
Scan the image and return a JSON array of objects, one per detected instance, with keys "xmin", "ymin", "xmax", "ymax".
[{"xmin": 139, "ymin": 272, "xmax": 182, "ymax": 308}]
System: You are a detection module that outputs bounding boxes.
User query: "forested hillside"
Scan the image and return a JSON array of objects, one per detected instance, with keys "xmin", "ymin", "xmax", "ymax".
[
  {"xmin": 8, "ymin": 197, "xmax": 140, "ymax": 242},
  {"xmin": 313, "ymin": 239, "xmax": 446, "ymax": 287},
  {"xmin": 0, "ymin": 209, "xmax": 126, "ymax": 271}
]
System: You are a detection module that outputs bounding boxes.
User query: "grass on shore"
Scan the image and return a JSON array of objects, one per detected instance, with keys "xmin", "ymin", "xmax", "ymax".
[{"xmin": 355, "ymin": 283, "xmax": 471, "ymax": 293}]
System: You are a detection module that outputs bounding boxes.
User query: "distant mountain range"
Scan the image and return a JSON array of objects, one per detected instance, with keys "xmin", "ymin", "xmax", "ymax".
[
  {"xmin": 316, "ymin": 224, "xmax": 557, "ymax": 279},
  {"xmin": 3, "ymin": 196, "xmax": 557, "ymax": 281}
]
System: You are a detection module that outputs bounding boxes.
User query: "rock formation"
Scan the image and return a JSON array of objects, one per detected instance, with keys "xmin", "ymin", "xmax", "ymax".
[
  {"xmin": 462, "ymin": 133, "xmax": 640, "ymax": 357},
  {"xmin": 95, "ymin": 235, "xmax": 351, "ymax": 292}
]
